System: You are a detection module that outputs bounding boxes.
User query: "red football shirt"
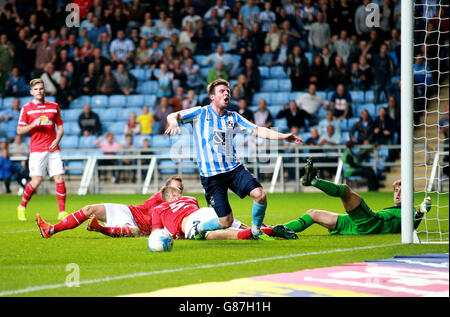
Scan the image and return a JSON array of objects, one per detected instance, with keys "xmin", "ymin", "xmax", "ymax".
[
  {"xmin": 152, "ymin": 196, "xmax": 200, "ymax": 238},
  {"xmin": 127, "ymin": 192, "xmax": 163, "ymax": 236},
  {"xmin": 17, "ymin": 100, "xmax": 63, "ymax": 153}
]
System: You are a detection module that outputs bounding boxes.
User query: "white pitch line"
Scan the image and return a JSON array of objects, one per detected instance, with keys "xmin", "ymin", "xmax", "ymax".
[
  {"xmin": 0, "ymin": 243, "xmax": 402, "ymax": 297},
  {"xmin": 0, "ymin": 229, "xmax": 37, "ymax": 234}
]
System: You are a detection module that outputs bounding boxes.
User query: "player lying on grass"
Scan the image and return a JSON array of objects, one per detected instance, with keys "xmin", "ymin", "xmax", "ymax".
[
  {"xmin": 273, "ymin": 157, "xmax": 431, "ymax": 236},
  {"xmin": 152, "ymin": 185, "xmax": 297, "ymax": 240},
  {"xmin": 35, "ymin": 176, "xmax": 184, "ymax": 238}
]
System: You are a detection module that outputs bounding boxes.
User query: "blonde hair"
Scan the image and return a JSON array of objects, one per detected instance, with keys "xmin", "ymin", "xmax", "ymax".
[
  {"xmin": 160, "ymin": 185, "xmax": 181, "ymax": 201},
  {"xmin": 29, "ymin": 78, "xmax": 44, "ymax": 88},
  {"xmin": 165, "ymin": 175, "xmax": 184, "ymax": 192},
  {"xmin": 393, "ymin": 179, "xmax": 401, "ymax": 190},
  {"xmin": 206, "ymin": 78, "xmax": 230, "ymax": 95}
]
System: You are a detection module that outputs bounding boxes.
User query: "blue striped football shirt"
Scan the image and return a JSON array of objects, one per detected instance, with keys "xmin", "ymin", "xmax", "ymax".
[{"xmin": 179, "ymin": 105, "xmax": 257, "ymax": 177}]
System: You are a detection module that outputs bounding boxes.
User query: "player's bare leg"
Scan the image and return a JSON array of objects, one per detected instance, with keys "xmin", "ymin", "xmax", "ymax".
[
  {"xmin": 53, "ymin": 174, "xmax": 68, "ymax": 220},
  {"xmin": 18, "ymin": 176, "xmax": 42, "ymax": 221},
  {"xmin": 249, "ymin": 187, "xmax": 271, "ymax": 239}
]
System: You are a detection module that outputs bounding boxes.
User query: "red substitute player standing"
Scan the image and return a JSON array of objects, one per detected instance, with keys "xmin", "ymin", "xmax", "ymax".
[{"xmin": 16, "ymin": 78, "xmax": 67, "ymax": 221}]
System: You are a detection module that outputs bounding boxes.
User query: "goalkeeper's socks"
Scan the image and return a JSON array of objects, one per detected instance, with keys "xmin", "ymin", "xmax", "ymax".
[
  {"xmin": 312, "ymin": 178, "xmax": 347, "ymax": 198},
  {"xmin": 284, "ymin": 214, "xmax": 314, "ymax": 233},
  {"xmin": 52, "ymin": 209, "xmax": 87, "ymax": 234},
  {"xmin": 198, "ymin": 218, "xmax": 222, "ymax": 232},
  {"xmin": 251, "ymin": 202, "xmax": 267, "ymax": 235}
]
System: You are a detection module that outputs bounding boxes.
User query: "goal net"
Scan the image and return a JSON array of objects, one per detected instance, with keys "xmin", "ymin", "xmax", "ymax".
[{"xmin": 408, "ymin": 0, "xmax": 449, "ymax": 243}]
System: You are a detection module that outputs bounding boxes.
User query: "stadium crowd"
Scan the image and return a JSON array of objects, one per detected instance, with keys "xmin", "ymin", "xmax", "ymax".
[{"xmin": 0, "ymin": 0, "xmax": 448, "ymax": 186}]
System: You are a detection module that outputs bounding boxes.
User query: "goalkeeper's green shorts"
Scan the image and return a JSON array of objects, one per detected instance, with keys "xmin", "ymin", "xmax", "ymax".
[{"xmin": 329, "ymin": 199, "xmax": 383, "ymax": 235}]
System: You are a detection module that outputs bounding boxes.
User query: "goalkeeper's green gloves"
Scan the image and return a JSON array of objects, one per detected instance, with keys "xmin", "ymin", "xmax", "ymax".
[{"xmin": 419, "ymin": 196, "xmax": 432, "ymax": 214}]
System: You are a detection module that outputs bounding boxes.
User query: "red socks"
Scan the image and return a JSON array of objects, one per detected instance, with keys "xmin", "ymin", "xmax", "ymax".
[
  {"xmin": 52, "ymin": 209, "xmax": 87, "ymax": 234},
  {"xmin": 261, "ymin": 227, "xmax": 274, "ymax": 236},
  {"xmin": 100, "ymin": 226, "xmax": 133, "ymax": 237},
  {"xmin": 20, "ymin": 183, "xmax": 35, "ymax": 207},
  {"xmin": 56, "ymin": 182, "xmax": 66, "ymax": 212},
  {"xmin": 237, "ymin": 227, "xmax": 274, "ymax": 239}
]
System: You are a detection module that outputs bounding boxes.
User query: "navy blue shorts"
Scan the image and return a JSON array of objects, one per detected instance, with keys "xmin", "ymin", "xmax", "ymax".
[{"xmin": 200, "ymin": 165, "xmax": 262, "ymax": 218}]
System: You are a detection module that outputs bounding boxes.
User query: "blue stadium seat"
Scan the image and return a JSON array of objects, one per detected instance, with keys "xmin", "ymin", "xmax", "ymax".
[
  {"xmin": 271, "ymin": 92, "xmax": 290, "ymax": 105},
  {"xmin": 61, "ymin": 109, "xmax": 82, "ymax": 122},
  {"xmin": 20, "ymin": 96, "xmax": 33, "ymax": 105},
  {"xmin": 66, "ymin": 160, "xmax": 85, "ymax": 175},
  {"xmin": 350, "ymin": 90, "xmax": 365, "ymax": 104},
  {"xmin": 192, "ymin": 55, "xmax": 208, "ymax": 67},
  {"xmin": 108, "ymin": 95, "xmax": 127, "ymax": 108},
  {"xmin": 122, "ymin": 107, "xmax": 143, "ymax": 118},
  {"xmin": 129, "ymin": 68, "xmax": 147, "ymax": 81},
  {"xmin": 270, "ymin": 66, "xmax": 288, "ymax": 78},
  {"xmin": 181, "ymin": 160, "xmax": 197, "ymax": 174},
  {"xmin": 2, "ymin": 97, "xmax": 15, "ymax": 108},
  {"xmin": 342, "ymin": 131, "xmax": 350, "ymax": 143},
  {"xmin": 268, "ymin": 105, "xmax": 283, "ymax": 117},
  {"xmin": 107, "ymin": 121, "xmax": 126, "ymax": 135},
  {"xmin": 64, "ymin": 122, "xmax": 80, "ymax": 136},
  {"xmin": 378, "ymin": 148, "xmax": 389, "ymax": 159},
  {"xmin": 136, "ymin": 81, "xmax": 158, "ymax": 94},
  {"xmin": 218, "ymin": 41, "xmax": 230, "ymax": 52},
  {"xmin": 278, "ymin": 79, "xmax": 292, "ymax": 92},
  {"xmin": 376, "ymin": 103, "xmax": 389, "ymax": 114},
  {"xmin": 70, "ymin": 96, "xmax": 91, "ymax": 108},
  {"xmin": 143, "ymin": 94, "xmax": 157, "ymax": 107},
  {"xmin": 339, "ymin": 118, "xmax": 348, "ymax": 131},
  {"xmin": 358, "ymin": 104, "xmax": 377, "ymax": 117},
  {"xmin": 347, "ymin": 117, "xmax": 359, "ymax": 130},
  {"xmin": 273, "ymin": 118, "xmax": 288, "ymax": 132},
  {"xmin": 364, "ymin": 90, "xmax": 374, "ymax": 104},
  {"xmin": 258, "ymin": 66, "xmax": 270, "ymax": 79},
  {"xmin": 200, "ymin": 67, "xmax": 211, "ymax": 79},
  {"xmin": 260, "ymin": 79, "xmax": 279, "ymax": 92},
  {"xmin": 152, "ymin": 134, "xmax": 172, "ymax": 148},
  {"xmin": 252, "ymin": 92, "xmax": 272, "ymax": 105},
  {"xmin": 78, "ymin": 135, "xmax": 97, "ymax": 149},
  {"xmin": 289, "ymin": 92, "xmax": 303, "ymax": 101},
  {"xmin": 316, "ymin": 106, "xmax": 328, "ymax": 119},
  {"xmin": 99, "ymin": 108, "xmax": 119, "ymax": 121},
  {"xmin": 133, "ymin": 134, "xmax": 151, "ymax": 147},
  {"xmin": 159, "ymin": 160, "xmax": 178, "ymax": 174},
  {"xmin": 60, "ymin": 135, "xmax": 79, "ymax": 149},
  {"xmin": 0, "ymin": 98, "xmax": 3, "ymax": 109},
  {"xmin": 126, "ymin": 94, "xmax": 145, "ymax": 107},
  {"xmin": 305, "ymin": 52, "xmax": 313, "ymax": 65},
  {"xmin": 91, "ymin": 95, "xmax": 109, "ymax": 108}
]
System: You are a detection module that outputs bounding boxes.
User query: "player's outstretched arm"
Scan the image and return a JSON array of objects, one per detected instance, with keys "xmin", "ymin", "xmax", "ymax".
[
  {"xmin": 254, "ymin": 126, "xmax": 303, "ymax": 144},
  {"xmin": 164, "ymin": 112, "xmax": 182, "ymax": 136}
]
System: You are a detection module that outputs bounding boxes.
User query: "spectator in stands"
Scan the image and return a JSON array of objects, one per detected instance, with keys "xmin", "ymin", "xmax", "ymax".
[
  {"xmin": 372, "ymin": 43, "xmax": 394, "ymax": 105},
  {"xmin": 182, "ymin": 5, "xmax": 202, "ymax": 33},
  {"xmin": 319, "ymin": 109, "xmax": 342, "ymax": 138},
  {"xmin": 308, "ymin": 55, "xmax": 329, "ymax": 91},
  {"xmin": 8, "ymin": 134, "xmax": 29, "ymax": 158},
  {"xmin": 328, "ymin": 84, "xmax": 353, "ymax": 120},
  {"xmin": 240, "ymin": 58, "xmax": 260, "ymax": 97},
  {"xmin": 308, "ymin": 11, "xmax": 331, "ymax": 56},
  {"xmin": 0, "ymin": 64, "xmax": 8, "ymax": 97},
  {"xmin": 235, "ymin": 74, "xmax": 250, "ymax": 103},
  {"xmin": 191, "ymin": 19, "xmax": 213, "ymax": 55},
  {"xmin": 440, "ymin": 104, "xmax": 449, "ymax": 177},
  {"xmin": 94, "ymin": 132, "xmax": 122, "ymax": 183},
  {"xmin": 136, "ymin": 105, "xmax": 154, "ymax": 136},
  {"xmin": 207, "ymin": 60, "xmax": 229, "ymax": 85},
  {"xmin": 170, "ymin": 86, "xmax": 185, "ymax": 112},
  {"xmin": 124, "ymin": 111, "xmax": 141, "ymax": 136},
  {"xmin": 0, "ymin": 97, "xmax": 20, "ymax": 141},
  {"xmin": 205, "ymin": 44, "xmax": 239, "ymax": 78},
  {"xmin": 373, "ymin": 106, "xmax": 396, "ymax": 145},
  {"xmin": 55, "ymin": 76, "xmax": 75, "ymax": 110},
  {"xmin": 96, "ymin": 64, "xmax": 120, "ymax": 95},
  {"xmin": 328, "ymin": 55, "xmax": 350, "ymax": 89},
  {"xmin": 114, "ymin": 63, "xmax": 137, "ymax": 96},
  {"xmin": 354, "ymin": 0, "xmax": 372, "ymax": 40},
  {"xmin": 33, "ymin": 32, "xmax": 57, "ymax": 73},
  {"xmin": 109, "ymin": 30, "xmax": 135, "ymax": 68},
  {"xmin": 273, "ymin": 33, "xmax": 291, "ymax": 66},
  {"xmin": 284, "ymin": 44, "xmax": 310, "ymax": 92},
  {"xmin": 319, "ymin": 124, "xmax": 341, "ymax": 146},
  {"xmin": 265, "ymin": 23, "xmax": 281, "ymax": 54},
  {"xmin": 13, "ymin": 29, "xmax": 35, "ymax": 82},
  {"xmin": 119, "ymin": 134, "xmax": 137, "ymax": 183},
  {"xmin": 332, "ymin": 29, "xmax": 352, "ymax": 66},
  {"xmin": 305, "ymin": 128, "xmax": 321, "ymax": 148},
  {"xmin": 88, "ymin": 17, "xmax": 108, "ymax": 47},
  {"xmin": 5, "ymin": 67, "xmax": 28, "ymax": 97},
  {"xmin": 349, "ymin": 109, "xmax": 374, "ymax": 145},
  {"xmin": 254, "ymin": 99, "xmax": 273, "ymax": 128},
  {"xmin": 342, "ymin": 140, "xmax": 379, "ymax": 191},
  {"xmin": 153, "ymin": 96, "xmax": 174, "ymax": 134},
  {"xmin": 237, "ymin": 98, "xmax": 254, "ymax": 123},
  {"xmin": 220, "ymin": 9, "xmax": 238, "ymax": 40},
  {"xmin": 181, "ymin": 89, "xmax": 199, "ymax": 109},
  {"xmin": 0, "ymin": 33, "xmax": 14, "ymax": 73},
  {"xmin": 40, "ymin": 63, "xmax": 61, "ymax": 96},
  {"xmin": 237, "ymin": 27, "xmax": 258, "ymax": 67},
  {"xmin": 88, "ymin": 48, "xmax": 110, "ymax": 77},
  {"xmin": 239, "ymin": 0, "xmax": 260, "ymax": 30},
  {"xmin": 134, "ymin": 38, "xmax": 151, "ymax": 69},
  {"xmin": 80, "ymin": 62, "xmax": 98, "ymax": 96},
  {"xmin": 296, "ymin": 84, "xmax": 327, "ymax": 125},
  {"xmin": 386, "ymin": 95, "xmax": 400, "ymax": 129},
  {"xmin": 179, "ymin": 21, "xmax": 196, "ymax": 53},
  {"xmin": 356, "ymin": 55, "xmax": 373, "ymax": 91},
  {"xmin": 154, "ymin": 63, "xmax": 174, "ymax": 98},
  {"xmin": 259, "ymin": 44, "xmax": 276, "ymax": 67},
  {"xmin": 258, "ymin": 1, "xmax": 276, "ymax": 34},
  {"xmin": 0, "ymin": 148, "xmax": 12, "ymax": 194},
  {"xmin": 183, "ymin": 57, "xmax": 203, "ymax": 94},
  {"xmin": 139, "ymin": 16, "xmax": 159, "ymax": 43},
  {"xmin": 277, "ymin": 100, "xmax": 311, "ymax": 131},
  {"xmin": 78, "ymin": 104, "xmax": 102, "ymax": 137}
]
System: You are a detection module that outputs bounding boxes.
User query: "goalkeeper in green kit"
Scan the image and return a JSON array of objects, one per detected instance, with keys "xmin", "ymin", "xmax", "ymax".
[{"xmin": 273, "ymin": 157, "xmax": 432, "ymax": 236}]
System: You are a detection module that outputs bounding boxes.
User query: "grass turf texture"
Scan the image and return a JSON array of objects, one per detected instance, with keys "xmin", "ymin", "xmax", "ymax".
[{"xmin": 0, "ymin": 191, "xmax": 448, "ymax": 297}]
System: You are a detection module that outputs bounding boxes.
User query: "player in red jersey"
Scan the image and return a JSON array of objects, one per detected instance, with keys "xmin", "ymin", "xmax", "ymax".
[
  {"xmin": 152, "ymin": 186, "xmax": 297, "ymax": 240},
  {"xmin": 35, "ymin": 176, "xmax": 183, "ymax": 238},
  {"xmin": 16, "ymin": 79, "xmax": 67, "ymax": 221}
]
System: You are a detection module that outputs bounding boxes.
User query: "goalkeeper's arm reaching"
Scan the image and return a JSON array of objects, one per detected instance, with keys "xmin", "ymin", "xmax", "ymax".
[{"xmin": 414, "ymin": 196, "xmax": 432, "ymax": 229}]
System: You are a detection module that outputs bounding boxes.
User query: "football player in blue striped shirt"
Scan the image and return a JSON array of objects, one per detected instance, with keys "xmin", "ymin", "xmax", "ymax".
[{"xmin": 165, "ymin": 79, "xmax": 302, "ymax": 239}]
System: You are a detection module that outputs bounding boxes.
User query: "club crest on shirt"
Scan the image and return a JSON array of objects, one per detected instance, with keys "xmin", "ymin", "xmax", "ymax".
[{"xmin": 39, "ymin": 115, "xmax": 52, "ymax": 125}]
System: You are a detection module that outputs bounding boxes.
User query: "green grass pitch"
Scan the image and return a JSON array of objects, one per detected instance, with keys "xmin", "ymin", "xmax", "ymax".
[{"xmin": 0, "ymin": 191, "xmax": 448, "ymax": 297}]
